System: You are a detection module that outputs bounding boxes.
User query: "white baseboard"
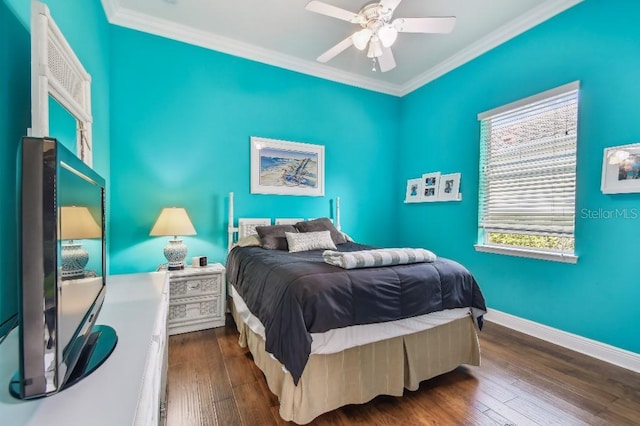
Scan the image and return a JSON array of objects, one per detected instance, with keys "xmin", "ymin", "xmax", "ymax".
[{"xmin": 484, "ymin": 308, "xmax": 640, "ymax": 374}]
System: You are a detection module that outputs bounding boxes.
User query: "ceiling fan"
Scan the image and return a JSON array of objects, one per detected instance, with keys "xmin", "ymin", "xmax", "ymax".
[{"xmin": 306, "ymin": 0, "xmax": 456, "ymax": 72}]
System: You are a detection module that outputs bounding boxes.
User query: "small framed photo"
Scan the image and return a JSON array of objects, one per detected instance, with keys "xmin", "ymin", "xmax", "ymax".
[
  {"xmin": 601, "ymin": 143, "xmax": 640, "ymax": 194},
  {"xmin": 421, "ymin": 172, "xmax": 441, "ymax": 201},
  {"xmin": 405, "ymin": 178, "xmax": 423, "ymax": 203},
  {"xmin": 437, "ymin": 173, "xmax": 461, "ymax": 201}
]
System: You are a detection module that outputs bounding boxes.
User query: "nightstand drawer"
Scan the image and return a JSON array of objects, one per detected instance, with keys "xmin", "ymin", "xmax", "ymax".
[
  {"xmin": 168, "ymin": 295, "xmax": 222, "ymax": 325},
  {"xmin": 170, "ymin": 274, "xmax": 221, "ymax": 300}
]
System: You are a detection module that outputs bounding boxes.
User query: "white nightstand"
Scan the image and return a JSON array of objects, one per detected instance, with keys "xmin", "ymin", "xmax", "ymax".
[{"xmin": 167, "ymin": 263, "xmax": 226, "ymax": 335}]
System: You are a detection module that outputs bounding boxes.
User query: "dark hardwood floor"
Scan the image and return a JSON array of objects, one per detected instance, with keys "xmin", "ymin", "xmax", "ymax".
[{"xmin": 166, "ymin": 315, "xmax": 640, "ymax": 425}]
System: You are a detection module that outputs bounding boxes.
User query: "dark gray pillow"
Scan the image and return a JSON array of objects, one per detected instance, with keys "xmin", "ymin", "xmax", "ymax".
[
  {"xmin": 294, "ymin": 218, "xmax": 347, "ymax": 245},
  {"xmin": 256, "ymin": 224, "xmax": 298, "ymax": 250}
]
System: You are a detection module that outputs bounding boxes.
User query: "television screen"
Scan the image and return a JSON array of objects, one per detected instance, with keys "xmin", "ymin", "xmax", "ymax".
[
  {"xmin": 11, "ymin": 137, "xmax": 116, "ymax": 399},
  {"xmin": 56, "ymin": 161, "xmax": 106, "ymax": 384}
]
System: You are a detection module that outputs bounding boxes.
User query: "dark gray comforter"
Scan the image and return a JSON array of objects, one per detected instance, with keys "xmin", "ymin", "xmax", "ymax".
[{"xmin": 226, "ymin": 242, "xmax": 486, "ymax": 385}]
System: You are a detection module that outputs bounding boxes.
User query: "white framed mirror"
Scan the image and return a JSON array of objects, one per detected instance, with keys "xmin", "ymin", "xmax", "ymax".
[{"xmin": 30, "ymin": 1, "xmax": 93, "ymax": 166}]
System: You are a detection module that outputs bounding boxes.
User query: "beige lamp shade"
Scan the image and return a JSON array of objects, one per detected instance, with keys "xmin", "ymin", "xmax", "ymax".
[
  {"xmin": 60, "ymin": 206, "xmax": 102, "ymax": 240},
  {"xmin": 150, "ymin": 207, "xmax": 197, "ymax": 237}
]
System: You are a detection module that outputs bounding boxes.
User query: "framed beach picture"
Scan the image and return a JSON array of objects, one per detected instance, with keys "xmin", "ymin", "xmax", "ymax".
[
  {"xmin": 251, "ymin": 137, "xmax": 324, "ymax": 196},
  {"xmin": 437, "ymin": 173, "xmax": 461, "ymax": 201},
  {"xmin": 405, "ymin": 178, "xmax": 423, "ymax": 203},
  {"xmin": 601, "ymin": 143, "xmax": 640, "ymax": 194},
  {"xmin": 421, "ymin": 172, "xmax": 441, "ymax": 201}
]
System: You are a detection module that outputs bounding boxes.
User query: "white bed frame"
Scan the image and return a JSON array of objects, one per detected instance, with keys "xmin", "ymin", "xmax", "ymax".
[{"xmin": 226, "ymin": 192, "xmax": 341, "ymax": 251}]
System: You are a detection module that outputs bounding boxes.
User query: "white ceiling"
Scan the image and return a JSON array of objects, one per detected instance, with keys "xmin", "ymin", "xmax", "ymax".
[{"xmin": 101, "ymin": 0, "xmax": 582, "ymax": 96}]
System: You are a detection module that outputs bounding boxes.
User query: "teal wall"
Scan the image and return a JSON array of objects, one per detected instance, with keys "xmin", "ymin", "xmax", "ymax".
[
  {"xmin": 0, "ymin": 0, "xmax": 30, "ymax": 337},
  {"xmin": 108, "ymin": 27, "xmax": 401, "ymax": 274},
  {"xmin": 398, "ymin": 0, "xmax": 640, "ymax": 353},
  {"xmin": 49, "ymin": 96, "xmax": 78, "ymax": 153},
  {"xmin": 2, "ymin": 0, "xmax": 638, "ymax": 356},
  {"xmin": 0, "ymin": 0, "xmax": 110, "ymax": 337}
]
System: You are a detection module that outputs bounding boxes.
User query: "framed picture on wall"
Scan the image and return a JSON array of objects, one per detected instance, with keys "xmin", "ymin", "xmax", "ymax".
[
  {"xmin": 405, "ymin": 178, "xmax": 423, "ymax": 203},
  {"xmin": 421, "ymin": 172, "xmax": 441, "ymax": 201},
  {"xmin": 601, "ymin": 143, "xmax": 640, "ymax": 194},
  {"xmin": 250, "ymin": 137, "xmax": 325, "ymax": 196},
  {"xmin": 437, "ymin": 173, "xmax": 461, "ymax": 201}
]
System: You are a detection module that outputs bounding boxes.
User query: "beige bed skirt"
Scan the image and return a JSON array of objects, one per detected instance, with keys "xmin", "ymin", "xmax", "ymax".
[{"xmin": 231, "ymin": 304, "xmax": 481, "ymax": 424}]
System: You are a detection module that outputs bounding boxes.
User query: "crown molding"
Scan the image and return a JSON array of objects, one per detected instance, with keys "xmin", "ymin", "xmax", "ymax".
[
  {"xmin": 100, "ymin": 0, "xmax": 402, "ymax": 96},
  {"xmin": 100, "ymin": 0, "xmax": 119, "ymax": 23},
  {"xmin": 101, "ymin": 0, "xmax": 583, "ymax": 98},
  {"xmin": 399, "ymin": 0, "xmax": 584, "ymax": 96}
]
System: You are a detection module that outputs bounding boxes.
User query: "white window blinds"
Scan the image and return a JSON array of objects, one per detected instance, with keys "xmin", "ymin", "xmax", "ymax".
[{"xmin": 478, "ymin": 82, "xmax": 579, "ymax": 250}]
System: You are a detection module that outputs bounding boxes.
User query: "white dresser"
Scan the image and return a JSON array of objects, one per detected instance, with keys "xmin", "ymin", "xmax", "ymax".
[
  {"xmin": 168, "ymin": 264, "xmax": 226, "ymax": 335},
  {"xmin": 0, "ymin": 272, "xmax": 169, "ymax": 426}
]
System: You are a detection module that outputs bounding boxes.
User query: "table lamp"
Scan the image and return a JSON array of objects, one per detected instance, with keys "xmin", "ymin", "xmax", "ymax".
[
  {"xmin": 60, "ymin": 206, "xmax": 102, "ymax": 278},
  {"xmin": 150, "ymin": 207, "xmax": 197, "ymax": 270}
]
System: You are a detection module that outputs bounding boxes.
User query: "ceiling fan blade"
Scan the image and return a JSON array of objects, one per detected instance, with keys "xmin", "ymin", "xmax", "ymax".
[
  {"xmin": 377, "ymin": 47, "xmax": 396, "ymax": 72},
  {"xmin": 393, "ymin": 17, "xmax": 456, "ymax": 33},
  {"xmin": 306, "ymin": 1, "xmax": 362, "ymax": 23},
  {"xmin": 379, "ymin": 0, "xmax": 403, "ymax": 13},
  {"xmin": 317, "ymin": 36, "xmax": 353, "ymax": 63}
]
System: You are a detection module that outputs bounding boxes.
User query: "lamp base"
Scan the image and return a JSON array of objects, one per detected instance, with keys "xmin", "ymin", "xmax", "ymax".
[
  {"xmin": 61, "ymin": 243, "xmax": 88, "ymax": 278},
  {"xmin": 164, "ymin": 238, "xmax": 187, "ymax": 270}
]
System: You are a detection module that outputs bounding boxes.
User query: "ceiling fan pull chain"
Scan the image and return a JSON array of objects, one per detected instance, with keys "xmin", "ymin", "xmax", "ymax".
[{"xmin": 371, "ymin": 58, "xmax": 377, "ymax": 72}]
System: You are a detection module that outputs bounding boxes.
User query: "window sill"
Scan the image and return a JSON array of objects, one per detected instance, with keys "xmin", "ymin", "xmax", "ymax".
[{"xmin": 474, "ymin": 244, "xmax": 578, "ymax": 264}]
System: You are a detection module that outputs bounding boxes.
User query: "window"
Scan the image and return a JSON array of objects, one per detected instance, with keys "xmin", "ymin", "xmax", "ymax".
[{"xmin": 475, "ymin": 82, "xmax": 579, "ymax": 263}]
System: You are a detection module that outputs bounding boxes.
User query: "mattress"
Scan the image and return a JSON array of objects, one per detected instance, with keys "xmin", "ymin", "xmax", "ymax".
[{"xmin": 231, "ymin": 285, "xmax": 473, "ymax": 356}]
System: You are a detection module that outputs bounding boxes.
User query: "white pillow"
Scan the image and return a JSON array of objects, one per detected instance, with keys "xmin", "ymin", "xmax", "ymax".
[
  {"xmin": 285, "ymin": 231, "xmax": 337, "ymax": 253},
  {"xmin": 235, "ymin": 234, "xmax": 261, "ymax": 247}
]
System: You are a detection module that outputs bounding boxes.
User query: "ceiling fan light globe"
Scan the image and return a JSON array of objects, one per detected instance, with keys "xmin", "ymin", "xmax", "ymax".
[
  {"xmin": 378, "ymin": 25, "xmax": 398, "ymax": 48},
  {"xmin": 367, "ymin": 36, "xmax": 383, "ymax": 58},
  {"xmin": 352, "ymin": 28, "xmax": 372, "ymax": 51}
]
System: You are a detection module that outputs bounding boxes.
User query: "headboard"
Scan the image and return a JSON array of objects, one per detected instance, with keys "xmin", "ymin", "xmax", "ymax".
[
  {"xmin": 274, "ymin": 218, "xmax": 303, "ymax": 225},
  {"xmin": 238, "ymin": 218, "xmax": 270, "ymax": 239},
  {"xmin": 227, "ymin": 192, "xmax": 340, "ymax": 252}
]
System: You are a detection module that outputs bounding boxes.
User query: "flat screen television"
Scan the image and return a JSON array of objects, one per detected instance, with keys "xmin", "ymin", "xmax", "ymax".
[{"xmin": 10, "ymin": 136, "xmax": 117, "ymax": 399}]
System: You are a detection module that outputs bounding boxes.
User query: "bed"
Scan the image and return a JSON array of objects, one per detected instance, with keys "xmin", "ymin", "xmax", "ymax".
[{"xmin": 225, "ymin": 193, "xmax": 486, "ymax": 424}]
